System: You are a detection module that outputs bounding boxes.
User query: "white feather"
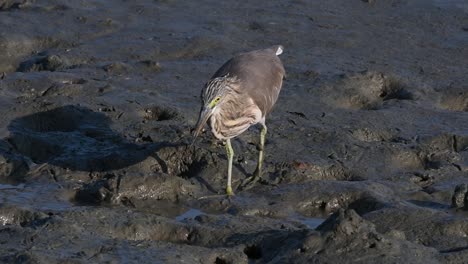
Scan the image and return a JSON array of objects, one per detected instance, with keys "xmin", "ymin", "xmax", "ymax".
[{"xmin": 276, "ymin": 46, "xmax": 283, "ymax": 55}]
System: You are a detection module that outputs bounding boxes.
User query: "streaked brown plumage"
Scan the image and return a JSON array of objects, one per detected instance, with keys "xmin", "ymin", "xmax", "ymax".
[{"xmin": 193, "ymin": 45, "xmax": 285, "ymax": 195}]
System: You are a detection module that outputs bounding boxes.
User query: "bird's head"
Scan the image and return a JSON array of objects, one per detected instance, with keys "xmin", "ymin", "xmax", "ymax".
[{"xmin": 191, "ymin": 77, "xmax": 230, "ymax": 144}]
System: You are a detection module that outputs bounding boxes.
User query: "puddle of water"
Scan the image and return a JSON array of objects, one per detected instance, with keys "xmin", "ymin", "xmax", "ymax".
[
  {"xmin": 0, "ymin": 182, "xmax": 73, "ymax": 212},
  {"xmin": 0, "ymin": 183, "xmax": 25, "ymax": 190},
  {"xmin": 175, "ymin": 208, "xmax": 204, "ymax": 222},
  {"xmin": 174, "ymin": 208, "xmax": 325, "ymax": 229},
  {"xmin": 294, "ymin": 216, "xmax": 325, "ymax": 229},
  {"xmin": 407, "ymin": 200, "xmax": 449, "ymax": 210}
]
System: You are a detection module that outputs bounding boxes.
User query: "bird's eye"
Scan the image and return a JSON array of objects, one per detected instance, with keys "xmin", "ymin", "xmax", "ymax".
[{"xmin": 209, "ymin": 97, "xmax": 221, "ymax": 108}]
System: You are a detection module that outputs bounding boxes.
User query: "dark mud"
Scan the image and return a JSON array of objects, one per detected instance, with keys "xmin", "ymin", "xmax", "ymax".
[{"xmin": 0, "ymin": 0, "xmax": 467, "ymax": 263}]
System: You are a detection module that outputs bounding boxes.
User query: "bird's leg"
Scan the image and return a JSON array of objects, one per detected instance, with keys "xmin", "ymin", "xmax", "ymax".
[
  {"xmin": 239, "ymin": 124, "xmax": 267, "ymax": 190},
  {"xmin": 255, "ymin": 124, "xmax": 267, "ymax": 178},
  {"xmin": 225, "ymin": 138, "xmax": 234, "ymax": 196}
]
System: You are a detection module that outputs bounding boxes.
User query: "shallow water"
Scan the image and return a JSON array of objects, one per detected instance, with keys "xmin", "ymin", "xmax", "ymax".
[{"xmin": 175, "ymin": 208, "xmax": 205, "ymax": 222}]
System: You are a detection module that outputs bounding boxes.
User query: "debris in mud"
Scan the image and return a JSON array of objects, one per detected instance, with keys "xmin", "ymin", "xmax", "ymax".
[
  {"xmin": 0, "ymin": 0, "xmax": 29, "ymax": 10},
  {"xmin": 139, "ymin": 60, "xmax": 162, "ymax": 72},
  {"xmin": 287, "ymin": 111, "xmax": 308, "ymax": 119},
  {"xmin": 316, "ymin": 209, "xmax": 373, "ymax": 235}
]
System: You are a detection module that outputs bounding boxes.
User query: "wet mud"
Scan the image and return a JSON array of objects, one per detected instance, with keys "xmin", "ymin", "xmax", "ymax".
[{"xmin": 0, "ymin": 0, "xmax": 467, "ymax": 263}]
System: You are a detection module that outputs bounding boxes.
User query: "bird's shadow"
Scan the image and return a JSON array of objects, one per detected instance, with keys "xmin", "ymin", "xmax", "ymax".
[
  {"xmin": 2, "ymin": 105, "xmax": 258, "ymax": 194},
  {"xmin": 4, "ymin": 105, "xmax": 163, "ymax": 174}
]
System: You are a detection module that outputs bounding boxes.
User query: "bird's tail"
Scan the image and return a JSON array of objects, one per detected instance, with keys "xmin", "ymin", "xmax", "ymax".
[{"xmin": 275, "ymin": 45, "xmax": 284, "ymax": 56}]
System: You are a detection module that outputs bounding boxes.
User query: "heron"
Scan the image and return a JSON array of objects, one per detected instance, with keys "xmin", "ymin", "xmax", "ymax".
[{"xmin": 192, "ymin": 45, "xmax": 285, "ymax": 196}]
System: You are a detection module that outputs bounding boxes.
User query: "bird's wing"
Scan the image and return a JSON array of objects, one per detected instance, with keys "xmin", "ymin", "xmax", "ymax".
[{"xmin": 211, "ymin": 47, "xmax": 285, "ymax": 116}]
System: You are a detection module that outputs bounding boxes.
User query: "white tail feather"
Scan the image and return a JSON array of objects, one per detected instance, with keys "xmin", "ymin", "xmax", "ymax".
[{"xmin": 276, "ymin": 45, "xmax": 283, "ymax": 56}]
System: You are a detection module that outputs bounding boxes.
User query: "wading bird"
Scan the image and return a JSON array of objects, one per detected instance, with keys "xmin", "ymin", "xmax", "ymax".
[{"xmin": 192, "ymin": 45, "xmax": 285, "ymax": 195}]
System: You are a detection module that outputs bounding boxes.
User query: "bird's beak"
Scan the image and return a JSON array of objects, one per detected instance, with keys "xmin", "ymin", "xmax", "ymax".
[{"xmin": 191, "ymin": 107, "xmax": 212, "ymax": 145}]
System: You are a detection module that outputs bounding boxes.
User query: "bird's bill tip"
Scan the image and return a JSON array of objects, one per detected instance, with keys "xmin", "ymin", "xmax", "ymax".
[
  {"xmin": 190, "ymin": 127, "xmax": 202, "ymax": 146},
  {"xmin": 191, "ymin": 108, "xmax": 211, "ymax": 146}
]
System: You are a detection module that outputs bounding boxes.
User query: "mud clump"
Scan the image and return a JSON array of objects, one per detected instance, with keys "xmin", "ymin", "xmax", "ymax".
[
  {"xmin": 17, "ymin": 54, "xmax": 71, "ymax": 72},
  {"xmin": 0, "ymin": 151, "xmax": 29, "ymax": 183},
  {"xmin": 451, "ymin": 184, "xmax": 468, "ymax": 209},
  {"xmin": 0, "ymin": 206, "xmax": 49, "ymax": 227},
  {"xmin": 103, "ymin": 62, "xmax": 130, "ymax": 75},
  {"xmin": 438, "ymin": 89, "xmax": 468, "ymax": 112}
]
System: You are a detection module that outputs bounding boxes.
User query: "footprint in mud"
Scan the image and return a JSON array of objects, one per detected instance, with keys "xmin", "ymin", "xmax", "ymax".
[
  {"xmin": 6, "ymin": 105, "xmax": 154, "ymax": 172},
  {"xmin": 144, "ymin": 105, "xmax": 181, "ymax": 122},
  {"xmin": 327, "ymin": 71, "xmax": 413, "ymax": 110}
]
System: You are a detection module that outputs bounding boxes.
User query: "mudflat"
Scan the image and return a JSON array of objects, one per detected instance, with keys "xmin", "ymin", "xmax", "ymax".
[{"xmin": 0, "ymin": 0, "xmax": 467, "ymax": 263}]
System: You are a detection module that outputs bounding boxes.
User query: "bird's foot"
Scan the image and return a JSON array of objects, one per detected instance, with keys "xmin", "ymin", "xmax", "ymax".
[
  {"xmin": 238, "ymin": 169, "xmax": 262, "ymax": 191},
  {"xmin": 226, "ymin": 186, "xmax": 235, "ymax": 196},
  {"xmin": 198, "ymin": 192, "xmax": 234, "ymax": 200},
  {"xmin": 197, "ymin": 186, "xmax": 234, "ymax": 200}
]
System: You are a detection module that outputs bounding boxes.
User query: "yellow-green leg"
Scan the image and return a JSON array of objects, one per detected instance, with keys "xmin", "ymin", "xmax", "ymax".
[
  {"xmin": 225, "ymin": 138, "xmax": 234, "ymax": 196},
  {"xmin": 240, "ymin": 124, "xmax": 267, "ymax": 190},
  {"xmin": 255, "ymin": 124, "xmax": 267, "ymax": 178}
]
